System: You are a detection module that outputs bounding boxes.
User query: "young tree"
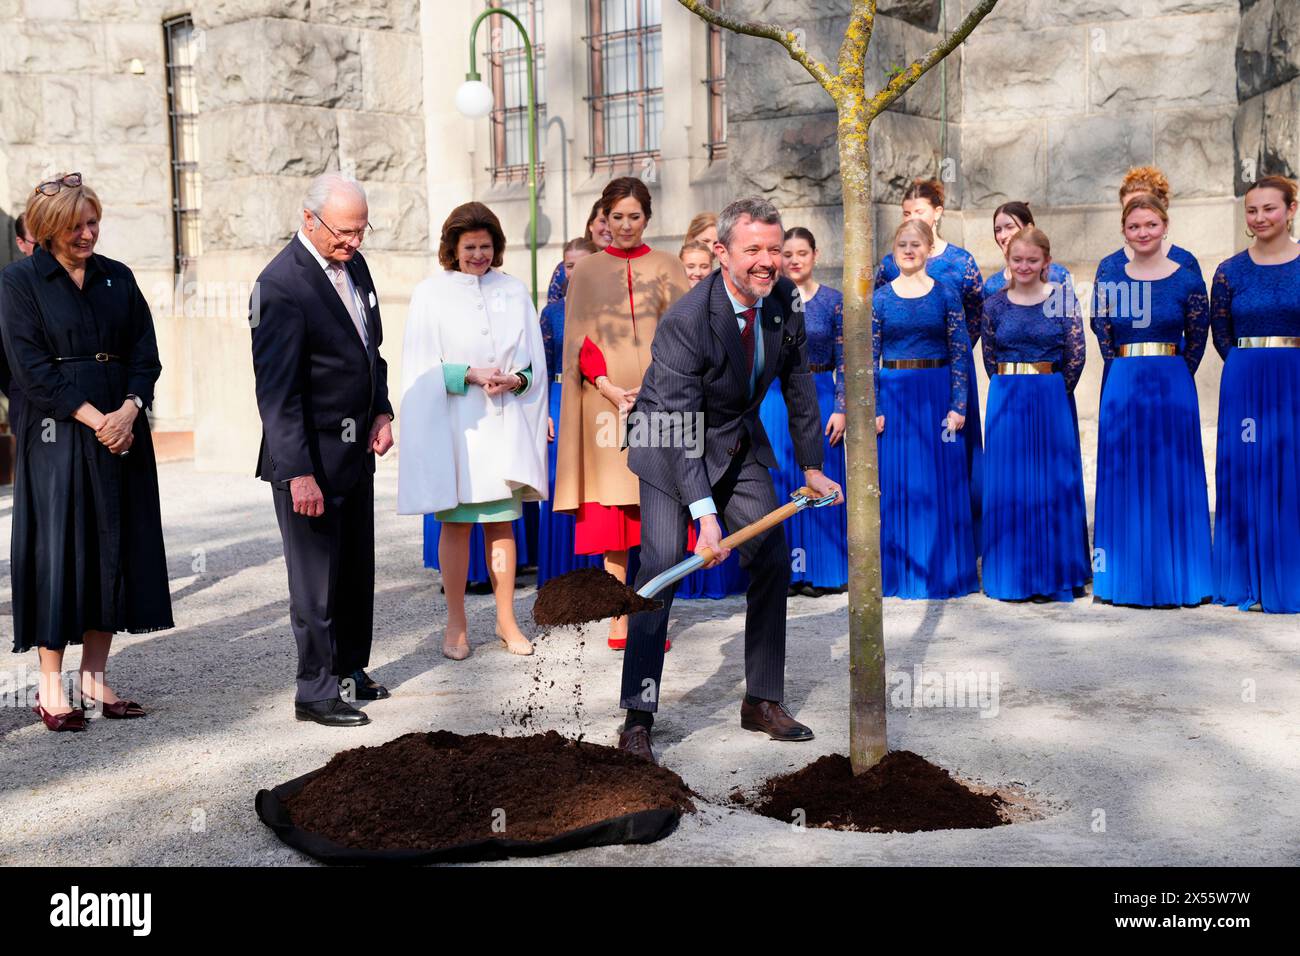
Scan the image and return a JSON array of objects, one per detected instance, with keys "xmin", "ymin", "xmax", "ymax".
[{"xmin": 677, "ymin": 0, "xmax": 1001, "ymax": 772}]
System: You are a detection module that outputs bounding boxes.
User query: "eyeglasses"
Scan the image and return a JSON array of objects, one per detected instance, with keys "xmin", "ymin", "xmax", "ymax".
[
  {"xmin": 314, "ymin": 213, "xmax": 373, "ymax": 243},
  {"xmin": 35, "ymin": 172, "xmax": 82, "ymax": 197}
]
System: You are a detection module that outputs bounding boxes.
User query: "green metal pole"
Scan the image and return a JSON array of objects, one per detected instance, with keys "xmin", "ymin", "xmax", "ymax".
[{"xmin": 467, "ymin": 6, "xmax": 539, "ymax": 307}]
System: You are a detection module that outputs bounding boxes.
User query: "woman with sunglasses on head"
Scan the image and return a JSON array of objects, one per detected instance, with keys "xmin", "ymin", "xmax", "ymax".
[
  {"xmin": 874, "ymin": 178, "xmax": 985, "ymax": 550},
  {"xmin": 1210, "ymin": 175, "xmax": 1300, "ymax": 613},
  {"xmin": 0, "ymin": 173, "xmax": 173, "ymax": 730},
  {"xmin": 1091, "ymin": 194, "xmax": 1212, "ymax": 608}
]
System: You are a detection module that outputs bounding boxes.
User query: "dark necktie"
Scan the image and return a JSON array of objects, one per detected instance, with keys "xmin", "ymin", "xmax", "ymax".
[{"xmin": 740, "ymin": 307, "xmax": 756, "ymax": 378}]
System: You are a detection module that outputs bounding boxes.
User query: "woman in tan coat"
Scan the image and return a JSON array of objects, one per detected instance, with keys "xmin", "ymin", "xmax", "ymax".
[{"xmin": 554, "ymin": 177, "xmax": 690, "ymax": 649}]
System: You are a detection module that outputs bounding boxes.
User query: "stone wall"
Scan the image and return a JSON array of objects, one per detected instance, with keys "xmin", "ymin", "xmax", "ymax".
[
  {"xmin": 0, "ymin": 0, "xmax": 189, "ymax": 433},
  {"xmin": 189, "ymin": 0, "xmax": 430, "ymax": 473},
  {"xmin": 1235, "ymin": 0, "xmax": 1300, "ymax": 194}
]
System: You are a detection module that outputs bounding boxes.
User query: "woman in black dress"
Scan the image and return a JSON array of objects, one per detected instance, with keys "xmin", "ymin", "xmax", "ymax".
[{"xmin": 0, "ymin": 173, "xmax": 173, "ymax": 731}]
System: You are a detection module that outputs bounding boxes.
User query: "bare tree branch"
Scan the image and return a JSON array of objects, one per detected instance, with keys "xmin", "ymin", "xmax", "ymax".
[
  {"xmin": 866, "ymin": 0, "xmax": 999, "ymax": 120},
  {"xmin": 675, "ymin": 0, "xmax": 836, "ymax": 92},
  {"xmin": 837, "ymin": 0, "xmax": 876, "ymax": 88}
]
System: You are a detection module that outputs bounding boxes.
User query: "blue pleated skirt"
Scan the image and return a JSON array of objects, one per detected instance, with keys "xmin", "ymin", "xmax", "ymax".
[
  {"xmin": 878, "ymin": 366, "xmax": 977, "ymax": 598},
  {"xmin": 961, "ymin": 349, "xmax": 984, "ymax": 556},
  {"xmin": 1212, "ymin": 347, "xmax": 1300, "ymax": 612},
  {"xmin": 757, "ymin": 370, "xmax": 847, "ymax": 589},
  {"xmin": 1093, "ymin": 356, "xmax": 1211, "ymax": 607},
  {"xmin": 536, "ymin": 383, "xmax": 603, "ymax": 586},
  {"xmin": 981, "ymin": 373, "xmax": 1089, "ymax": 601}
]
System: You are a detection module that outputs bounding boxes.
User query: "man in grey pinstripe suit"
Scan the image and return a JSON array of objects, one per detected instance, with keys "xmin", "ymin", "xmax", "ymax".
[{"xmin": 617, "ymin": 197, "xmax": 843, "ymax": 765}]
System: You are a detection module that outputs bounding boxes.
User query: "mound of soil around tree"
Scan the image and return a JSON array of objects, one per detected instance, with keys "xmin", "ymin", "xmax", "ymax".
[
  {"xmin": 283, "ymin": 730, "xmax": 694, "ymax": 851},
  {"xmin": 532, "ymin": 567, "xmax": 662, "ymax": 628},
  {"xmin": 750, "ymin": 751, "xmax": 1007, "ymax": 833}
]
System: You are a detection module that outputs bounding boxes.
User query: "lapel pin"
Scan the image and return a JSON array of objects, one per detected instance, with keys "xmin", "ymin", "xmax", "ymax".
[
  {"xmin": 106, "ymin": 278, "xmax": 112, "ymax": 287},
  {"xmin": 368, "ymin": 290, "xmax": 377, "ymax": 308}
]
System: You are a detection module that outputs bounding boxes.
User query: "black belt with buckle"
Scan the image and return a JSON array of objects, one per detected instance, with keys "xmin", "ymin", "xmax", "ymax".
[{"xmin": 54, "ymin": 352, "xmax": 122, "ymax": 363}]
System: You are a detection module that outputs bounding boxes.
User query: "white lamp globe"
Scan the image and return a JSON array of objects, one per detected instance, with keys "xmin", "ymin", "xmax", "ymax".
[{"xmin": 455, "ymin": 80, "xmax": 494, "ymax": 119}]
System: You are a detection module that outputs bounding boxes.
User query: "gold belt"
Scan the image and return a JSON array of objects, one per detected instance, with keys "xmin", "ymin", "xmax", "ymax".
[
  {"xmin": 808, "ymin": 362, "xmax": 835, "ymax": 373},
  {"xmin": 553, "ymin": 373, "xmax": 564, "ymax": 383},
  {"xmin": 1237, "ymin": 336, "xmax": 1300, "ymax": 349},
  {"xmin": 1117, "ymin": 342, "xmax": 1178, "ymax": 357},
  {"xmin": 882, "ymin": 358, "xmax": 947, "ymax": 370},
  {"xmin": 996, "ymin": 361, "xmax": 1054, "ymax": 375}
]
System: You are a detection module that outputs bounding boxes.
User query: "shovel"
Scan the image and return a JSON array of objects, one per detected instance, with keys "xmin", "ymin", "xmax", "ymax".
[{"xmin": 636, "ymin": 486, "xmax": 840, "ymax": 599}]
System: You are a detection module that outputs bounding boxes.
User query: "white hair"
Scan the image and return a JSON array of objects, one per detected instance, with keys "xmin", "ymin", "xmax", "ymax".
[{"xmin": 304, "ymin": 172, "xmax": 367, "ymax": 215}]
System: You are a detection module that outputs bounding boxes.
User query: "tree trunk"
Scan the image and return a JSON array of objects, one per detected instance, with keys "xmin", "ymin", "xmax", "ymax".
[{"xmin": 838, "ymin": 100, "xmax": 887, "ymax": 774}]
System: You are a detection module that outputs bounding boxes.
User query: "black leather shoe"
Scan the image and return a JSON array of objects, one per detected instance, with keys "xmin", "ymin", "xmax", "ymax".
[
  {"xmin": 295, "ymin": 697, "xmax": 370, "ymax": 727},
  {"xmin": 740, "ymin": 698, "xmax": 814, "ymax": 741},
  {"xmin": 617, "ymin": 725, "xmax": 658, "ymax": 765},
  {"xmin": 340, "ymin": 669, "xmax": 390, "ymax": 701}
]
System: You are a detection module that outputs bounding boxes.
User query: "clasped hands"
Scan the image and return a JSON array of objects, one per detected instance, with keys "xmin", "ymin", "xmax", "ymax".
[
  {"xmin": 594, "ymin": 374, "xmax": 638, "ymax": 413},
  {"xmin": 94, "ymin": 400, "xmax": 138, "ymax": 455},
  {"xmin": 467, "ymin": 366, "xmax": 526, "ymax": 397}
]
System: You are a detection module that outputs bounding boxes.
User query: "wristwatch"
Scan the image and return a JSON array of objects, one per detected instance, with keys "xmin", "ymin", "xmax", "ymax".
[{"xmin": 125, "ymin": 394, "xmax": 144, "ymax": 410}]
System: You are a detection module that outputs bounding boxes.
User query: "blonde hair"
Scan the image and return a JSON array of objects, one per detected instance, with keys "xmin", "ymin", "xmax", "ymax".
[
  {"xmin": 685, "ymin": 212, "xmax": 717, "ymax": 243},
  {"xmin": 25, "ymin": 174, "xmax": 102, "ymax": 251},
  {"xmin": 1005, "ymin": 226, "xmax": 1052, "ymax": 287},
  {"xmin": 679, "ymin": 239, "xmax": 714, "ymax": 260},
  {"xmin": 1122, "ymin": 193, "xmax": 1169, "ymax": 227},
  {"xmin": 1119, "ymin": 166, "xmax": 1171, "ymax": 205},
  {"xmin": 892, "ymin": 218, "xmax": 934, "ymax": 250}
]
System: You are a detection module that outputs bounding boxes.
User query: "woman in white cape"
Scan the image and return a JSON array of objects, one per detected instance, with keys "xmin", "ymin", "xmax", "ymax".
[{"xmin": 398, "ymin": 201, "xmax": 548, "ymax": 660}]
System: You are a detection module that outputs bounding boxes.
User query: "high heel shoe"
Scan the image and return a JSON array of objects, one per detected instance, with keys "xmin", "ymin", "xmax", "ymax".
[
  {"xmin": 32, "ymin": 694, "xmax": 86, "ymax": 732},
  {"xmin": 82, "ymin": 696, "xmax": 147, "ymax": 719},
  {"xmin": 496, "ymin": 625, "xmax": 533, "ymax": 656}
]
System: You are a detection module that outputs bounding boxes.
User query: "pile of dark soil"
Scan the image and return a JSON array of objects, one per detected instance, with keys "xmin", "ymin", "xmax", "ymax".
[
  {"xmin": 532, "ymin": 567, "xmax": 661, "ymax": 628},
  {"xmin": 751, "ymin": 751, "xmax": 1007, "ymax": 833},
  {"xmin": 282, "ymin": 730, "xmax": 694, "ymax": 851}
]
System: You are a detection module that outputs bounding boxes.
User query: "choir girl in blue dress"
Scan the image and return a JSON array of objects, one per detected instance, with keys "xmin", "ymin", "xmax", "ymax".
[
  {"xmin": 1091, "ymin": 194, "xmax": 1212, "ymax": 607},
  {"xmin": 984, "ymin": 201, "xmax": 1075, "ymax": 299},
  {"xmin": 755, "ymin": 225, "xmax": 848, "ymax": 595},
  {"xmin": 872, "ymin": 220, "xmax": 977, "ymax": 598},
  {"xmin": 676, "ymin": 237, "xmax": 748, "ymax": 599},
  {"xmin": 980, "ymin": 227, "xmax": 1089, "ymax": 601},
  {"xmin": 874, "ymin": 178, "xmax": 984, "ymax": 547},
  {"xmin": 537, "ymin": 238, "xmax": 605, "ymax": 586},
  {"xmin": 544, "ymin": 200, "xmax": 612, "ymax": 305},
  {"xmin": 1210, "ymin": 175, "xmax": 1300, "ymax": 613}
]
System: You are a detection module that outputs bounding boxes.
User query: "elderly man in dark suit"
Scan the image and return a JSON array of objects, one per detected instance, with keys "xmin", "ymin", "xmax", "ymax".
[
  {"xmin": 618, "ymin": 196, "xmax": 843, "ymax": 764},
  {"xmin": 250, "ymin": 173, "xmax": 395, "ymax": 727}
]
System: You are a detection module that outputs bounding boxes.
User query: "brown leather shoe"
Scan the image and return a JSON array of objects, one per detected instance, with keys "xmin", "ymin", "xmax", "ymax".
[
  {"xmin": 617, "ymin": 724, "xmax": 658, "ymax": 765},
  {"xmin": 740, "ymin": 698, "xmax": 814, "ymax": 741}
]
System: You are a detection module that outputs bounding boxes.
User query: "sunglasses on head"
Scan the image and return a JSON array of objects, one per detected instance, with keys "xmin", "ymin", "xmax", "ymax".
[{"xmin": 35, "ymin": 172, "xmax": 82, "ymax": 197}]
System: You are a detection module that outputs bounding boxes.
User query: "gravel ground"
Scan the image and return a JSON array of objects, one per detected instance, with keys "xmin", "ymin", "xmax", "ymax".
[{"xmin": 1, "ymin": 458, "xmax": 1296, "ymax": 866}]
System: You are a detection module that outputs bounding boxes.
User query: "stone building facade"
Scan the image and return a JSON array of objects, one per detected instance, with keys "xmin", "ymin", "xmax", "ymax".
[{"xmin": 1, "ymin": 0, "xmax": 1295, "ymax": 480}]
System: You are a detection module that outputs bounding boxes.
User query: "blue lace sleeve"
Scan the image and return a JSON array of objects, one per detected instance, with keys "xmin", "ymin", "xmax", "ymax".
[
  {"xmin": 546, "ymin": 261, "xmax": 566, "ymax": 305},
  {"xmin": 539, "ymin": 302, "xmax": 557, "ymax": 373},
  {"xmin": 980, "ymin": 299, "xmax": 997, "ymax": 380},
  {"xmin": 871, "ymin": 294, "xmax": 883, "ymax": 408},
  {"xmin": 1210, "ymin": 264, "xmax": 1234, "ymax": 360},
  {"xmin": 1090, "ymin": 263, "xmax": 1116, "ymax": 362},
  {"xmin": 1062, "ymin": 295, "xmax": 1086, "ymax": 392},
  {"xmin": 832, "ymin": 296, "xmax": 846, "ymax": 414},
  {"xmin": 945, "ymin": 293, "xmax": 970, "ymax": 415},
  {"xmin": 1183, "ymin": 275, "xmax": 1210, "ymax": 375},
  {"xmin": 873, "ymin": 260, "xmax": 889, "ymax": 292},
  {"xmin": 960, "ymin": 254, "xmax": 985, "ymax": 345}
]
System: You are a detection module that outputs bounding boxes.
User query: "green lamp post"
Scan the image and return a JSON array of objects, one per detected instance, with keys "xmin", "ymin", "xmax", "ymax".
[{"xmin": 456, "ymin": 6, "xmax": 540, "ymax": 306}]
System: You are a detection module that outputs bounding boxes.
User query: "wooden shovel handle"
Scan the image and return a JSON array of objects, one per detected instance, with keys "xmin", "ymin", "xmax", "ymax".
[{"xmin": 699, "ymin": 486, "xmax": 817, "ymax": 562}]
